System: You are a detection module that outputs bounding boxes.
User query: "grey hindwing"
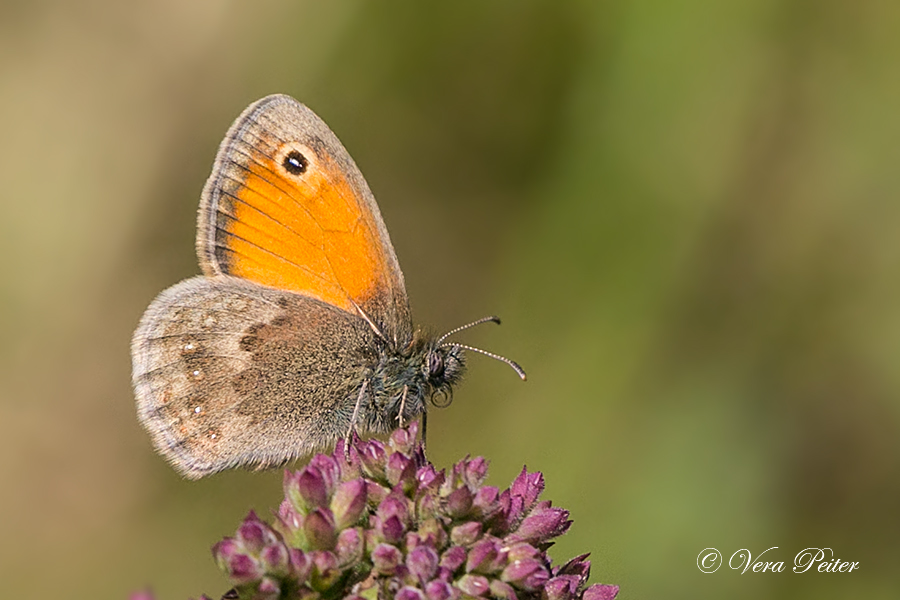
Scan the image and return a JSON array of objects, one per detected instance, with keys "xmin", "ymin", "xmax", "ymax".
[{"xmin": 131, "ymin": 275, "xmax": 378, "ymax": 478}]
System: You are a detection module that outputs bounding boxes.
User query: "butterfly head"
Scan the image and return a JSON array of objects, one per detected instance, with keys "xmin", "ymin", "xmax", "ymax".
[
  {"xmin": 422, "ymin": 342, "xmax": 466, "ymax": 408},
  {"xmin": 414, "ymin": 315, "xmax": 526, "ymax": 411}
]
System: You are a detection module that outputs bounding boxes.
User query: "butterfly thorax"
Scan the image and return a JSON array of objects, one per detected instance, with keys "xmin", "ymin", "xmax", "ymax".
[{"xmin": 364, "ymin": 329, "xmax": 466, "ymax": 433}]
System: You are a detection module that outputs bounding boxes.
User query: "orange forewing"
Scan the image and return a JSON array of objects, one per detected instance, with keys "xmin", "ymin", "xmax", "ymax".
[{"xmin": 219, "ymin": 150, "xmax": 388, "ymax": 314}]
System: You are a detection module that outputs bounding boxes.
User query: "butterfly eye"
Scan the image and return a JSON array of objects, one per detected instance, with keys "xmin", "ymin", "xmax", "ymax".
[
  {"xmin": 283, "ymin": 150, "xmax": 308, "ymax": 175},
  {"xmin": 427, "ymin": 351, "xmax": 445, "ymax": 380}
]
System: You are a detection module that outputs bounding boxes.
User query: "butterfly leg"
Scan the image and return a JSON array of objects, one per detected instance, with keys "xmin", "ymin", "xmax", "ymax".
[
  {"xmin": 344, "ymin": 379, "xmax": 369, "ymax": 461},
  {"xmin": 421, "ymin": 409, "xmax": 428, "ymax": 459},
  {"xmin": 397, "ymin": 385, "xmax": 409, "ymax": 428}
]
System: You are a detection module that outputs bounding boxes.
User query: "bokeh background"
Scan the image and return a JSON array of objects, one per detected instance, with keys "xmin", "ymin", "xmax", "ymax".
[{"xmin": 2, "ymin": 1, "xmax": 900, "ymax": 598}]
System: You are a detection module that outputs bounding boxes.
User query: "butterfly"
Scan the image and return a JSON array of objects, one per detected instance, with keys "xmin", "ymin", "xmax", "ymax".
[{"xmin": 131, "ymin": 94, "xmax": 524, "ymax": 478}]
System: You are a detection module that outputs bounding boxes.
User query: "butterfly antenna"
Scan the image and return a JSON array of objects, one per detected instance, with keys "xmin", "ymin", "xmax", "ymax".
[
  {"xmin": 437, "ymin": 316, "xmax": 501, "ymax": 345},
  {"xmin": 441, "ymin": 342, "xmax": 527, "ymax": 381}
]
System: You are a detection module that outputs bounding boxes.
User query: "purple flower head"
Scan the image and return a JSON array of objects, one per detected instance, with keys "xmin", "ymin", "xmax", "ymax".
[{"xmin": 149, "ymin": 422, "xmax": 617, "ymax": 600}]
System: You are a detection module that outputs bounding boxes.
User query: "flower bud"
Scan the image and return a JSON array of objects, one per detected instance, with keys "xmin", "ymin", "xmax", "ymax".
[
  {"xmin": 303, "ymin": 508, "xmax": 337, "ymax": 550},
  {"xmin": 288, "ymin": 548, "xmax": 311, "ymax": 580},
  {"xmin": 506, "ymin": 543, "xmax": 539, "ymax": 563},
  {"xmin": 489, "ymin": 580, "xmax": 518, "ymax": 600},
  {"xmin": 260, "ymin": 543, "xmax": 289, "ymax": 575},
  {"xmin": 543, "ymin": 575, "xmax": 581, "ymax": 600},
  {"xmin": 216, "ymin": 548, "xmax": 262, "ymax": 584},
  {"xmin": 510, "ymin": 468, "xmax": 544, "ymax": 509},
  {"xmin": 386, "ymin": 451, "xmax": 417, "ymax": 489},
  {"xmin": 473, "ymin": 486, "xmax": 499, "ymax": 514},
  {"xmin": 581, "ymin": 584, "xmax": 619, "ymax": 600},
  {"xmin": 396, "ymin": 586, "xmax": 426, "ymax": 600},
  {"xmin": 331, "ymin": 479, "xmax": 367, "ymax": 529},
  {"xmin": 466, "ymin": 539, "xmax": 499, "ymax": 574},
  {"xmin": 450, "ymin": 521, "xmax": 481, "ymax": 546},
  {"xmin": 425, "ymin": 579, "xmax": 454, "ymax": 600},
  {"xmin": 372, "ymin": 543, "xmax": 404, "ymax": 575},
  {"xmin": 390, "ymin": 426, "xmax": 415, "ymax": 452},
  {"xmin": 365, "ymin": 481, "xmax": 391, "ymax": 507},
  {"xmin": 514, "ymin": 506, "xmax": 570, "ymax": 544},
  {"xmin": 521, "ymin": 566, "xmax": 550, "ymax": 592},
  {"xmin": 378, "ymin": 494, "xmax": 410, "ymax": 525},
  {"xmin": 236, "ymin": 512, "xmax": 276, "ymax": 553},
  {"xmin": 501, "ymin": 557, "xmax": 542, "ymax": 585},
  {"xmin": 445, "ymin": 486, "xmax": 474, "ymax": 519},
  {"xmin": 257, "ymin": 576, "xmax": 281, "ymax": 598},
  {"xmin": 407, "ymin": 545, "xmax": 440, "ymax": 583},
  {"xmin": 309, "ymin": 550, "xmax": 340, "ymax": 592},
  {"xmin": 294, "ymin": 467, "xmax": 330, "ymax": 510},
  {"xmin": 440, "ymin": 546, "xmax": 467, "ymax": 572},
  {"xmin": 464, "ymin": 457, "xmax": 488, "ymax": 487},
  {"xmin": 417, "ymin": 518, "xmax": 448, "ymax": 549},
  {"xmin": 555, "ymin": 553, "xmax": 590, "ymax": 580},
  {"xmin": 416, "ymin": 464, "xmax": 444, "ymax": 490},
  {"xmin": 360, "ymin": 440, "xmax": 387, "ymax": 479},
  {"xmin": 377, "ymin": 515, "xmax": 405, "ymax": 544},
  {"xmin": 335, "ymin": 527, "xmax": 364, "ymax": 565},
  {"xmin": 276, "ymin": 500, "xmax": 303, "ymax": 534},
  {"xmin": 456, "ymin": 574, "xmax": 490, "ymax": 597}
]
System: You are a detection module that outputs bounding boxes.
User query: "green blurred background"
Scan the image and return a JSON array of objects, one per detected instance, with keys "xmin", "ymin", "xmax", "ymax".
[{"xmin": 2, "ymin": 1, "xmax": 900, "ymax": 598}]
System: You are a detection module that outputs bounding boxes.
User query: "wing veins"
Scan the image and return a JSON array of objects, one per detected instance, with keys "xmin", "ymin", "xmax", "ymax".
[
  {"xmin": 214, "ymin": 229, "xmax": 341, "ymax": 290},
  {"xmin": 217, "ymin": 174, "xmax": 328, "ymax": 255}
]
